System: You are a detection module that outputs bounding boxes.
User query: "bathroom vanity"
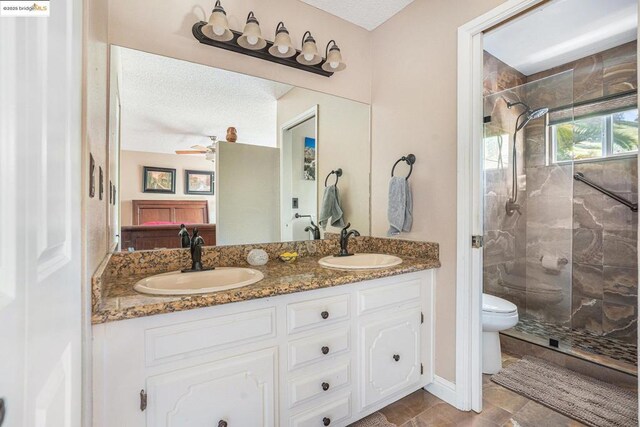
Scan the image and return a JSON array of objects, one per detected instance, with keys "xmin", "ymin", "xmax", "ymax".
[{"xmin": 91, "ymin": 238, "xmax": 439, "ymax": 427}]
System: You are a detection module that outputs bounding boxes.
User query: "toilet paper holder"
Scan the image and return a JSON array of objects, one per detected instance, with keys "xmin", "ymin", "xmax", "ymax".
[{"xmin": 539, "ymin": 255, "xmax": 568, "ymax": 265}]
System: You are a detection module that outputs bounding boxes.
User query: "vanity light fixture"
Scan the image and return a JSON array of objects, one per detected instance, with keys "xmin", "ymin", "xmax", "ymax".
[
  {"xmin": 193, "ymin": 10, "xmax": 341, "ymax": 77},
  {"xmin": 237, "ymin": 12, "xmax": 266, "ymax": 50},
  {"xmin": 296, "ymin": 31, "xmax": 322, "ymax": 66},
  {"xmin": 321, "ymin": 40, "xmax": 346, "ymax": 72},
  {"xmin": 268, "ymin": 22, "xmax": 295, "ymax": 58},
  {"xmin": 202, "ymin": 0, "xmax": 233, "ymax": 41}
]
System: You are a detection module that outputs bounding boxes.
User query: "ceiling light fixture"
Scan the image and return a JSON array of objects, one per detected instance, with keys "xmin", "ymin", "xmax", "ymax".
[
  {"xmin": 202, "ymin": 0, "xmax": 233, "ymax": 42},
  {"xmin": 237, "ymin": 11, "xmax": 267, "ymax": 50},
  {"xmin": 268, "ymin": 22, "xmax": 295, "ymax": 58},
  {"xmin": 321, "ymin": 40, "xmax": 346, "ymax": 72}
]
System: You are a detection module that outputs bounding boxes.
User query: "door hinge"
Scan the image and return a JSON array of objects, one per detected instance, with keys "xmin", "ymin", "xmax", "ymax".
[
  {"xmin": 420, "ymin": 363, "xmax": 424, "ymax": 375},
  {"xmin": 471, "ymin": 235, "xmax": 483, "ymax": 249},
  {"xmin": 140, "ymin": 389, "xmax": 147, "ymax": 412},
  {"xmin": 420, "ymin": 312, "xmax": 424, "ymax": 324},
  {"xmin": 0, "ymin": 397, "xmax": 5, "ymax": 427}
]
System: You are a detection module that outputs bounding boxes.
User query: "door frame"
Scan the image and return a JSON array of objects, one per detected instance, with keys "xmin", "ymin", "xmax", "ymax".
[
  {"xmin": 278, "ymin": 105, "xmax": 319, "ymax": 241},
  {"xmin": 456, "ymin": 0, "xmax": 546, "ymax": 412}
]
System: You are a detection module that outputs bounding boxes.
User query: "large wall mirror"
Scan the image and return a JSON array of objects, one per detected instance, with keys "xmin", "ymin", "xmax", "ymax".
[{"xmin": 108, "ymin": 46, "xmax": 371, "ymax": 251}]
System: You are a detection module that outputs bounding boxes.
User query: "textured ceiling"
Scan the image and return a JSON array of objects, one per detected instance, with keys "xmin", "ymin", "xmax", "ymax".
[
  {"xmin": 117, "ymin": 47, "xmax": 293, "ymax": 154},
  {"xmin": 484, "ymin": 0, "xmax": 637, "ymax": 75},
  {"xmin": 300, "ymin": 0, "xmax": 415, "ymax": 31}
]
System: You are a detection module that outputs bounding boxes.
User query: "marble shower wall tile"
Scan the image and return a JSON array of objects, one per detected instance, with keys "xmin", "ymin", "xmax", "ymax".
[
  {"xmin": 602, "ymin": 41, "xmax": 638, "ymax": 95},
  {"xmin": 572, "ymin": 228, "xmax": 604, "ymax": 265},
  {"xmin": 603, "ymin": 301, "xmax": 637, "ymax": 341},
  {"xmin": 603, "ymin": 229, "xmax": 638, "ymax": 269},
  {"xmin": 572, "ymin": 262, "xmax": 604, "ymax": 300},
  {"xmin": 571, "ymin": 295, "xmax": 603, "ymax": 335},
  {"xmin": 603, "ymin": 266, "xmax": 638, "ymax": 306}
]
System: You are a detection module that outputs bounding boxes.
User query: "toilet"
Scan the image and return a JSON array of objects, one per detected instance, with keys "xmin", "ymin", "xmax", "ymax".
[{"xmin": 482, "ymin": 293, "xmax": 519, "ymax": 374}]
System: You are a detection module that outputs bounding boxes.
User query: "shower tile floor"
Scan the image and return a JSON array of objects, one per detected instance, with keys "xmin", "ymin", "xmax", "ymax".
[{"xmin": 506, "ymin": 314, "xmax": 637, "ymax": 374}]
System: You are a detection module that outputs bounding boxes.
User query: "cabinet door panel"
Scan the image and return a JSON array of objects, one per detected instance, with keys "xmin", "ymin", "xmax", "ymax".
[
  {"xmin": 361, "ymin": 309, "xmax": 421, "ymax": 407},
  {"xmin": 146, "ymin": 348, "xmax": 276, "ymax": 427}
]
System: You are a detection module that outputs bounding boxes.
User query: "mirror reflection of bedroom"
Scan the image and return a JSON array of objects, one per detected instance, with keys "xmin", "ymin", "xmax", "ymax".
[{"xmin": 110, "ymin": 46, "xmax": 371, "ymax": 252}]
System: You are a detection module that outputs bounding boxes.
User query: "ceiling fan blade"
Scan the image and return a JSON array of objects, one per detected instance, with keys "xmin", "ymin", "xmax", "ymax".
[
  {"xmin": 175, "ymin": 150, "xmax": 207, "ymax": 154},
  {"xmin": 191, "ymin": 144, "xmax": 209, "ymax": 151}
]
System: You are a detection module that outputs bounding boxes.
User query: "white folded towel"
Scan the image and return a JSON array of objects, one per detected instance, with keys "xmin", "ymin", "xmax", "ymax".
[{"xmin": 387, "ymin": 176, "xmax": 413, "ymax": 236}]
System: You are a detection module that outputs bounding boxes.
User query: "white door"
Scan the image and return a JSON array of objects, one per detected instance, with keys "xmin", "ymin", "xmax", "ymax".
[
  {"xmin": 360, "ymin": 309, "xmax": 421, "ymax": 407},
  {"xmin": 146, "ymin": 348, "xmax": 276, "ymax": 427},
  {"xmin": 0, "ymin": 1, "xmax": 83, "ymax": 426},
  {"xmin": 216, "ymin": 142, "xmax": 280, "ymax": 245}
]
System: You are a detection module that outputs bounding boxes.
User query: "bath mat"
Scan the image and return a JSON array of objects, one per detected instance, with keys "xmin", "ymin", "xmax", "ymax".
[
  {"xmin": 349, "ymin": 412, "xmax": 396, "ymax": 427},
  {"xmin": 491, "ymin": 355, "xmax": 638, "ymax": 427}
]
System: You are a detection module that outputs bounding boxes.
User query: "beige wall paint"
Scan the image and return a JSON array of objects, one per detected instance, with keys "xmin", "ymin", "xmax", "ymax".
[
  {"xmin": 370, "ymin": 0, "xmax": 506, "ymax": 382},
  {"xmin": 83, "ymin": 0, "xmax": 109, "ymax": 278},
  {"xmin": 108, "ymin": 0, "xmax": 372, "ymax": 104},
  {"xmin": 120, "ymin": 150, "xmax": 216, "ymax": 226},
  {"xmin": 277, "ymin": 87, "xmax": 371, "ymax": 236}
]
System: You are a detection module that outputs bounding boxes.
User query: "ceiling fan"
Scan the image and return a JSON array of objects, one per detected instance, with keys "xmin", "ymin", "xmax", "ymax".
[{"xmin": 175, "ymin": 136, "xmax": 217, "ymax": 160}]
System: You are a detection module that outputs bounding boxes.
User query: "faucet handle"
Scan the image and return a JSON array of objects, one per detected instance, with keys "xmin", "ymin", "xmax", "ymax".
[{"xmin": 341, "ymin": 223, "xmax": 351, "ymax": 231}]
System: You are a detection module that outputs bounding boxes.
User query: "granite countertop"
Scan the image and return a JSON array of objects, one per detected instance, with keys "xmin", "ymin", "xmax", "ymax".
[
  {"xmin": 93, "ymin": 255, "xmax": 440, "ymax": 324},
  {"xmin": 92, "ymin": 237, "xmax": 440, "ymax": 324}
]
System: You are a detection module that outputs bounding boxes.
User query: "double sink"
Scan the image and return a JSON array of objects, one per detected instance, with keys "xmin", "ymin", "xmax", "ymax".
[{"xmin": 134, "ymin": 253, "xmax": 403, "ymax": 296}]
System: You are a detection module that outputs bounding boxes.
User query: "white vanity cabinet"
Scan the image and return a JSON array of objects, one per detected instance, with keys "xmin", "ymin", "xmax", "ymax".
[{"xmin": 93, "ymin": 270, "xmax": 434, "ymax": 427}]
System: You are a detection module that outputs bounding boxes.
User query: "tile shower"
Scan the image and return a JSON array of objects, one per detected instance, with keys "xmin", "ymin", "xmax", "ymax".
[{"xmin": 482, "ymin": 42, "xmax": 638, "ymax": 374}]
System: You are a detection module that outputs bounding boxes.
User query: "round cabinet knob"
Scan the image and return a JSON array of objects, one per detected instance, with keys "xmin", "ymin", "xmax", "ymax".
[
  {"xmin": 323, "ymin": 417, "xmax": 331, "ymax": 426},
  {"xmin": 321, "ymin": 311, "xmax": 329, "ymax": 319},
  {"xmin": 321, "ymin": 382, "xmax": 330, "ymax": 391},
  {"xmin": 393, "ymin": 354, "xmax": 400, "ymax": 362},
  {"xmin": 321, "ymin": 346, "xmax": 330, "ymax": 355},
  {"xmin": 218, "ymin": 421, "xmax": 228, "ymax": 427}
]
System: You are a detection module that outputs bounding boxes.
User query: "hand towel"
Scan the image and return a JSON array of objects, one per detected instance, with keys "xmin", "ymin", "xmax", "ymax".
[
  {"xmin": 387, "ymin": 176, "xmax": 413, "ymax": 236},
  {"xmin": 319, "ymin": 185, "xmax": 345, "ymax": 230}
]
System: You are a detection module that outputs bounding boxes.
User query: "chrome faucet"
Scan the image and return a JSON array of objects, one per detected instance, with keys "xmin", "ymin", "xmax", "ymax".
[{"xmin": 337, "ymin": 223, "xmax": 360, "ymax": 257}]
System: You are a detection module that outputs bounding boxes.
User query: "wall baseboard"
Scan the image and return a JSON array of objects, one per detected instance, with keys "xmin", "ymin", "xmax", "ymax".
[{"xmin": 424, "ymin": 375, "xmax": 458, "ymax": 408}]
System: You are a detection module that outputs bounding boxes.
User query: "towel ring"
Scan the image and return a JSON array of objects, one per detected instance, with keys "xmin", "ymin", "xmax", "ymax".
[
  {"xmin": 324, "ymin": 168, "xmax": 342, "ymax": 187},
  {"xmin": 391, "ymin": 154, "xmax": 416, "ymax": 179}
]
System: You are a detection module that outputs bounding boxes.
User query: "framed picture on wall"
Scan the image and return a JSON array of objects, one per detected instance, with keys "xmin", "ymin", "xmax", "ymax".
[
  {"xmin": 304, "ymin": 137, "xmax": 316, "ymax": 181},
  {"xmin": 143, "ymin": 166, "xmax": 176, "ymax": 193},
  {"xmin": 185, "ymin": 170, "xmax": 214, "ymax": 195}
]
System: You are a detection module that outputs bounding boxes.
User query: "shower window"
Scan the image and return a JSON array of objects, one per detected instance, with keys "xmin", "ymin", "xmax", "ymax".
[{"xmin": 551, "ymin": 108, "xmax": 639, "ymax": 163}]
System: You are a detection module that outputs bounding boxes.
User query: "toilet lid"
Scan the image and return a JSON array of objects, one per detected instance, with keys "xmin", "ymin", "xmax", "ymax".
[{"xmin": 483, "ymin": 294, "xmax": 517, "ymax": 314}]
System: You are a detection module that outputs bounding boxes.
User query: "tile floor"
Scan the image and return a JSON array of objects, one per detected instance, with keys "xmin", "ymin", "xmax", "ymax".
[{"xmin": 376, "ymin": 353, "xmax": 586, "ymax": 427}]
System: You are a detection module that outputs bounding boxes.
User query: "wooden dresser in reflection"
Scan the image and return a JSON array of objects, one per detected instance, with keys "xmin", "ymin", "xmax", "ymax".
[{"xmin": 121, "ymin": 200, "xmax": 216, "ymax": 251}]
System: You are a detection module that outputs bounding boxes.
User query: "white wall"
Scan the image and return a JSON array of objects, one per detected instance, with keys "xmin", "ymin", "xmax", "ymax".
[
  {"xmin": 277, "ymin": 87, "xmax": 371, "ymax": 236},
  {"xmin": 119, "ymin": 150, "xmax": 216, "ymax": 226},
  {"xmin": 370, "ymin": 0, "xmax": 506, "ymax": 382}
]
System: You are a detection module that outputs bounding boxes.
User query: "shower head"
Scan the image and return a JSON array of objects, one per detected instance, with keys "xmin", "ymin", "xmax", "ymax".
[{"xmin": 515, "ymin": 107, "xmax": 549, "ymax": 131}]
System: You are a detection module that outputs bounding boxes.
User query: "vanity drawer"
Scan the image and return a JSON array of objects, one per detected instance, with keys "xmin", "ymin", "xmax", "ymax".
[
  {"xmin": 358, "ymin": 277, "xmax": 421, "ymax": 315},
  {"xmin": 288, "ymin": 360, "xmax": 351, "ymax": 407},
  {"xmin": 289, "ymin": 393, "xmax": 351, "ymax": 427},
  {"xmin": 144, "ymin": 307, "xmax": 276, "ymax": 366},
  {"xmin": 287, "ymin": 294, "xmax": 350, "ymax": 335},
  {"xmin": 288, "ymin": 327, "xmax": 350, "ymax": 370}
]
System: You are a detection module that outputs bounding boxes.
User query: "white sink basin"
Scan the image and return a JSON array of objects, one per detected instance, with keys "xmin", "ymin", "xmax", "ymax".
[
  {"xmin": 318, "ymin": 253, "xmax": 403, "ymax": 270},
  {"xmin": 133, "ymin": 267, "xmax": 264, "ymax": 295}
]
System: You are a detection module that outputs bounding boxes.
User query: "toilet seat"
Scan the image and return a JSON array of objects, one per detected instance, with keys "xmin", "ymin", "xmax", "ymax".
[{"xmin": 483, "ymin": 293, "xmax": 517, "ymax": 314}]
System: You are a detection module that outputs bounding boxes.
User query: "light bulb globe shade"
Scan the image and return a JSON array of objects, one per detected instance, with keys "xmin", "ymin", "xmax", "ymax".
[
  {"xmin": 203, "ymin": 6, "xmax": 233, "ymax": 41},
  {"xmin": 238, "ymin": 19, "xmax": 266, "ymax": 50},
  {"xmin": 321, "ymin": 45, "xmax": 346, "ymax": 72},
  {"xmin": 297, "ymin": 38, "xmax": 321, "ymax": 65},
  {"xmin": 269, "ymin": 27, "xmax": 295, "ymax": 58}
]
